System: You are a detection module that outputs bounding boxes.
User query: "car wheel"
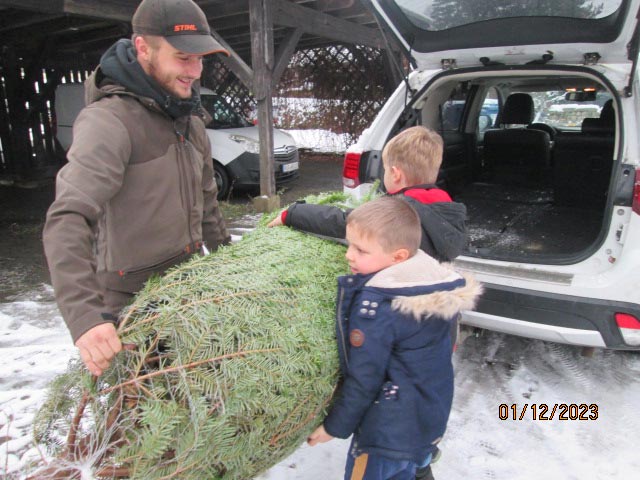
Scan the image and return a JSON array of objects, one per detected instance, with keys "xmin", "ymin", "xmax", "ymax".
[{"xmin": 213, "ymin": 162, "xmax": 230, "ymax": 200}]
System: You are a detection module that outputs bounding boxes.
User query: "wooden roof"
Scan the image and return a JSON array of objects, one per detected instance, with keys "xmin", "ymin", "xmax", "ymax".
[{"xmin": 0, "ymin": 0, "xmax": 386, "ymax": 66}]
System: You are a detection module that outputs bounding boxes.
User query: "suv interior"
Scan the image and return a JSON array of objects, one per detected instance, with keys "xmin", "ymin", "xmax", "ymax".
[{"xmin": 426, "ymin": 75, "xmax": 615, "ymax": 263}]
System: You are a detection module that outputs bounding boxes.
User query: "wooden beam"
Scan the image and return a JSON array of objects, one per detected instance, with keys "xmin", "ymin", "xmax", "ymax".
[
  {"xmin": 273, "ymin": 27, "xmax": 302, "ymax": 85},
  {"xmin": 250, "ymin": 0, "xmax": 276, "ymax": 199},
  {"xmin": 273, "ymin": 0, "xmax": 383, "ymax": 48},
  {"xmin": 0, "ymin": 13, "xmax": 63, "ymax": 33},
  {"xmin": 0, "ymin": 0, "xmax": 134, "ymax": 21},
  {"xmin": 209, "ymin": 27, "xmax": 254, "ymax": 91},
  {"xmin": 0, "ymin": 0, "xmax": 64, "ymax": 13},
  {"xmin": 62, "ymin": 0, "xmax": 134, "ymax": 21}
]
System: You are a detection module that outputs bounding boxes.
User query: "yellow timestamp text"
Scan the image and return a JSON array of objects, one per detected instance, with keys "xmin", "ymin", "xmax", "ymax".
[{"xmin": 498, "ymin": 403, "xmax": 598, "ymax": 421}]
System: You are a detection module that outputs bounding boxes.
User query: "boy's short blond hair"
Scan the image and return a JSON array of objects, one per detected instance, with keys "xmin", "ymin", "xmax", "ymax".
[
  {"xmin": 347, "ymin": 197, "xmax": 421, "ymax": 255},
  {"xmin": 382, "ymin": 126, "xmax": 443, "ymax": 185}
]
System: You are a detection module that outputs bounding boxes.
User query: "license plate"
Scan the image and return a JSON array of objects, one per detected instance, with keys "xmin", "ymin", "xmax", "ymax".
[{"xmin": 282, "ymin": 161, "xmax": 299, "ymax": 173}]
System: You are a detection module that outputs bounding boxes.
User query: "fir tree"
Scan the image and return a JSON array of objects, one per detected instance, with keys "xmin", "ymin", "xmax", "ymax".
[{"xmin": 31, "ymin": 217, "xmax": 349, "ymax": 479}]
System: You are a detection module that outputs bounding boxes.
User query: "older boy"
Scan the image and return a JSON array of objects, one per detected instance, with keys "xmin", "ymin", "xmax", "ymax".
[
  {"xmin": 268, "ymin": 126, "xmax": 466, "ymax": 262},
  {"xmin": 307, "ymin": 197, "xmax": 481, "ymax": 480}
]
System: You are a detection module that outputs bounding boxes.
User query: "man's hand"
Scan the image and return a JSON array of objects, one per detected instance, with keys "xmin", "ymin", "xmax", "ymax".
[
  {"xmin": 267, "ymin": 212, "xmax": 284, "ymax": 228},
  {"xmin": 75, "ymin": 323, "xmax": 122, "ymax": 376},
  {"xmin": 307, "ymin": 425, "xmax": 334, "ymax": 446}
]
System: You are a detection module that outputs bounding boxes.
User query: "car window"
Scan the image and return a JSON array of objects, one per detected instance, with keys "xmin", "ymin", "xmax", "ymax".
[
  {"xmin": 394, "ymin": 0, "xmax": 624, "ymax": 31},
  {"xmin": 515, "ymin": 90, "xmax": 613, "ymax": 131},
  {"xmin": 439, "ymin": 84, "xmax": 469, "ymax": 132},
  {"xmin": 200, "ymin": 94, "xmax": 250, "ymax": 129},
  {"xmin": 477, "ymin": 88, "xmax": 499, "ymax": 137}
]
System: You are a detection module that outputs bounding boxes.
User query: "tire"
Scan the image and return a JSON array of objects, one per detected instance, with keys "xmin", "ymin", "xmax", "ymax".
[{"xmin": 213, "ymin": 162, "xmax": 231, "ymax": 200}]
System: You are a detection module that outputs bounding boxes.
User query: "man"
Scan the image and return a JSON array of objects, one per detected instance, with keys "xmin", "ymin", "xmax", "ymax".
[{"xmin": 43, "ymin": 0, "xmax": 231, "ymax": 377}]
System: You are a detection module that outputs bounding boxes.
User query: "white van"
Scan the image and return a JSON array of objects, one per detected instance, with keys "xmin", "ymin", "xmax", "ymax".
[
  {"xmin": 55, "ymin": 84, "xmax": 299, "ymax": 199},
  {"xmin": 343, "ymin": 0, "xmax": 640, "ymax": 349}
]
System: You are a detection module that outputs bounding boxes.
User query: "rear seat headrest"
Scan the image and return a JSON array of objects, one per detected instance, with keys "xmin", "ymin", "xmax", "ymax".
[
  {"xmin": 599, "ymin": 99, "xmax": 614, "ymax": 124},
  {"xmin": 581, "ymin": 99, "xmax": 614, "ymax": 135},
  {"xmin": 501, "ymin": 93, "xmax": 534, "ymax": 125}
]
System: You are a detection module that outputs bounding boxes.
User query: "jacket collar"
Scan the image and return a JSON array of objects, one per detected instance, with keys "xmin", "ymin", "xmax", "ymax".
[
  {"xmin": 366, "ymin": 250, "xmax": 460, "ymax": 290},
  {"xmin": 349, "ymin": 251, "xmax": 483, "ymax": 321}
]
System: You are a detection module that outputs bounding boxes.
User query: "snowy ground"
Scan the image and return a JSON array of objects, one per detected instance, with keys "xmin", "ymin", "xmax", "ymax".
[
  {"xmin": 3, "ymin": 285, "xmax": 640, "ymax": 479},
  {"xmin": 2, "ymin": 131, "xmax": 640, "ymax": 478},
  {"xmin": 284, "ymin": 129, "xmax": 351, "ymax": 154}
]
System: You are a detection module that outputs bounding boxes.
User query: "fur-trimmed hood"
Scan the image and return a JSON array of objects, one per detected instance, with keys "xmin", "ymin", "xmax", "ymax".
[{"xmin": 365, "ymin": 250, "xmax": 483, "ymax": 321}]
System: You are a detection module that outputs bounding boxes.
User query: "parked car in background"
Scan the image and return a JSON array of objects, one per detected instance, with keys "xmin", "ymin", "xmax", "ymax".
[
  {"xmin": 342, "ymin": 0, "xmax": 640, "ymax": 350},
  {"xmin": 54, "ymin": 84, "xmax": 299, "ymax": 199}
]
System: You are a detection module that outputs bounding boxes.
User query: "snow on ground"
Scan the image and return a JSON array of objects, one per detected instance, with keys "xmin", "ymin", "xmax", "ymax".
[
  {"xmin": 0, "ymin": 285, "xmax": 76, "ymax": 475},
  {"xmin": 284, "ymin": 129, "xmax": 350, "ymax": 154},
  {"xmin": 3, "ymin": 286, "xmax": 640, "ymax": 479}
]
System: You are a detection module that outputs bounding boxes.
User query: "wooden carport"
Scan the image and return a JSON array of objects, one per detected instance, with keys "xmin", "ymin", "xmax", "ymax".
[{"xmin": 0, "ymin": 0, "xmax": 404, "ymax": 207}]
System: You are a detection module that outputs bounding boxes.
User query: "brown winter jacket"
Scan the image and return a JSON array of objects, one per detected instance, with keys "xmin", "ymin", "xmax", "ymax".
[{"xmin": 44, "ymin": 69, "xmax": 230, "ymax": 343}]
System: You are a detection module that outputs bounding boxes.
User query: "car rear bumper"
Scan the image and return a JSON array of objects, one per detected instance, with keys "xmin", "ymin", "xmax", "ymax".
[{"xmin": 461, "ymin": 282, "xmax": 640, "ymax": 350}]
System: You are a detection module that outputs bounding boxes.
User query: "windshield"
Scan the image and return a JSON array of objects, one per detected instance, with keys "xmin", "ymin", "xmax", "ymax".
[
  {"xmin": 200, "ymin": 94, "xmax": 250, "ymax": 129},
  {"xmin": 395, "ymin": 0, "xmax": 624, "ymax": 31}
]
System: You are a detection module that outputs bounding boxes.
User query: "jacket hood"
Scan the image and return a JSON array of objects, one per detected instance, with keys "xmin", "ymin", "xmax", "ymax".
[
  {"xmin": 366, "ymin": 250, "xmax": 482, "ymax": 320},
  {"xmin": 401, "ymin": 197, "xmax": 467, "ymax": 262}
]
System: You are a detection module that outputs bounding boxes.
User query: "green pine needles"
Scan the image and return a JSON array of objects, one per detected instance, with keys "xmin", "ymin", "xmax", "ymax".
[{"xmin": 31, "ymin": 221, "xmax": 348, "ymax": 479}]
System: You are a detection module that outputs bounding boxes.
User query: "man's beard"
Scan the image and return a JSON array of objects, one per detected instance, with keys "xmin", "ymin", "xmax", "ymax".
[{"xmin": 147, "ymin": 55, "xmax": 190, "ymax": 99}]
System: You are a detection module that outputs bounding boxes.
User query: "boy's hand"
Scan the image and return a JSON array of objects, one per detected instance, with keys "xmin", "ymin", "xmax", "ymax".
[
  {"xmin": 307, "ymin": 425, "xmax": 334, "ymax": 446},
  {"xmin": 267, "ymin": 212, "xmax": 284, "ymax": 227}
]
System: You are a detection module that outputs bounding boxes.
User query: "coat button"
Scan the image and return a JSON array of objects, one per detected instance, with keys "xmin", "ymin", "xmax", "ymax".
[
  {"xmin": 360, "ymin": 308, "xmax": 368, "ymax": 314},
  {"xmin": 368, "ymin": 310, "xmax": 376, "ymax": 316},
  {"xmin": 362, "ymin": 300, "xmax": 370, "ymax": 306},
  {"xmin": 371, "ymin": 302, "xmax": 379, "ymax": 308}
]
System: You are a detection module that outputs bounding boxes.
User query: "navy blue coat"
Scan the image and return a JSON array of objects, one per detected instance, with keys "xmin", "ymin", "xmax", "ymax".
[{"xmin": 323, "ymin": 251, "xmax": 481, "ymax": 463}]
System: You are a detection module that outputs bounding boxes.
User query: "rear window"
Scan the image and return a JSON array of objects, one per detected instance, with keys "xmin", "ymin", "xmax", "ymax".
[{"xmin": 395, "ymin": 0, "xmax": 624, "ymax": 31}]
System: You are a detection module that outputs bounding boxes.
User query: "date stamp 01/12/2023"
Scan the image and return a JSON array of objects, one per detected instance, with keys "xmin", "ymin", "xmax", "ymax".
[{"xmin": 498, "ymin": 403, "xmax": 599, "ymax": 421}]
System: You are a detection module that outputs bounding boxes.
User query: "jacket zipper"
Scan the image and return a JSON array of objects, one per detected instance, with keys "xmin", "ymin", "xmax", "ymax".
[
  {"xmin": 176, "ymin": 128, "xmax": 195, "ymax": 247},
  {"xmin": 336, "ymin": 285, "xmax": 349, "ymax": 369}
]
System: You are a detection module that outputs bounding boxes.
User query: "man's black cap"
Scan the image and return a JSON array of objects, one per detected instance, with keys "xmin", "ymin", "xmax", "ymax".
[{"xmin": 132, "ymin": 0, "xmax": 230, "ymax": 56}]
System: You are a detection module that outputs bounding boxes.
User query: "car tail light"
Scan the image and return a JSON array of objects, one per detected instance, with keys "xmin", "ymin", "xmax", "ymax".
[
  {"xmin": 633, "ymin": 168, "xmax": 640, "ymax": 215},
  {"xmin": 615, "ymin": 312, "xmax": 640, "ymax": 346},
  {"xmin": 342, "ymin": 151, "xmax": 362, "ymax": 188}
]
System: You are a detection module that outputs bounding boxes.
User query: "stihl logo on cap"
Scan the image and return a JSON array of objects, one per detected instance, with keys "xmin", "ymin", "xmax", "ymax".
[{"xmin": 174, "ymin": 24, "xmax": 198, "ymax": 32}]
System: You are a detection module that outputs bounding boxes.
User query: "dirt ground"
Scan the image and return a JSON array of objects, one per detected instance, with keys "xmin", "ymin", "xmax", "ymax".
[
  {"xmin": 228, "ymin": 152, "xmax": 344, "ymax": 205},
  {"xmin": 279, "ymin": 152, "xmax": 343, "ymax": 204}
]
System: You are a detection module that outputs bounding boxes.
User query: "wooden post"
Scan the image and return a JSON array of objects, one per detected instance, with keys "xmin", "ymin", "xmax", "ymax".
[{"xmin": 249, "ymin": 0, "xmax": 279, "ymax": 212}]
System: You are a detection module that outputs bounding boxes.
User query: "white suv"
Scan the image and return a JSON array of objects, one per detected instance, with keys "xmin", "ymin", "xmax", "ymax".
[
  {"xmin": 343, "ymin": 0, "xmax": 640, "ymax": 349},
  {"xmin": 55, "ymin": 84, "xmax": 299, "ymax": 199}
]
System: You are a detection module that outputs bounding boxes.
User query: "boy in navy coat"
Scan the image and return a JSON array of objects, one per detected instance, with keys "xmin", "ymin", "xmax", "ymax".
[{"xmin": 307, "ymin": 197, "xmax": 481, "ymax": 480}]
